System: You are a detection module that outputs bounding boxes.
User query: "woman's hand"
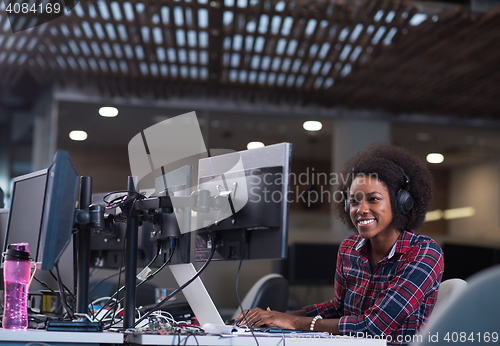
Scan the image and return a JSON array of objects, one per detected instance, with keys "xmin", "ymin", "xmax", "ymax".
[{"xmin": 235, "ymin": 308, "xmax": 299, "ymax": 330}]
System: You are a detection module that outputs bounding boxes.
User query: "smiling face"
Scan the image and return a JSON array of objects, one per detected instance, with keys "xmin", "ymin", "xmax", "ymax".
[{"xmin": 349, "ymin": 175, "xmax": 399, "ymax": 241}]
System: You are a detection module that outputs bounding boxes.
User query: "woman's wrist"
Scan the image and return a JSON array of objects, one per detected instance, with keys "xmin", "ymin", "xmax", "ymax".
[{"xmin": 310, "ymin": 315, "xmax": 323, "ymax": 331}]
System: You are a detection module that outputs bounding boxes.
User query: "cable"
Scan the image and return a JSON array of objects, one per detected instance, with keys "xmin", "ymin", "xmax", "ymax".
[
  {"xmin": 98, "ymin": 239, "xmax": 177, "ymax": 326},
  {"xmin": 91, "ymin": 190, "xmax": 147, "ymax": 325},
  {"xmin": 136, "ymin": 240, "xmax": 162, "ymax": 281},
  {"xmin": 55, "ymin": 264, "xmax": 76, "ymax": 320},
  {"xmin": 132, "ymin": 235, "xmax": 218, "ymax": 328},
  {"xmin": 31, "ymin": 276, "xmax": 66, "ymax": 317},
  {"xmin": 110, "ymin": 195, "xmax": 139, "ymax": 327},
  {"xmin": 88, "ymin": 267, "xmax": 125, "ymax": 295},
  {"xmin": 235, "ymin": 233, "xmax": 259, "ymax": 346},
  {"xmin": 103, "ymin": 190, "xmax": 146, "ymax": 210},
  {"xmin": 142, "ymin": 238, "xmax": 176, "ymax": 282},
  {"xmin": 48, "ymin": 270, "xmax": 77, "ymax": 304}
]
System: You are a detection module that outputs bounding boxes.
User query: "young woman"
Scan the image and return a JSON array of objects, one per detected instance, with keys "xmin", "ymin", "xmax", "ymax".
[{"xmin": 236, "ymin": 143, "xmax": 444, "ymax": 344}]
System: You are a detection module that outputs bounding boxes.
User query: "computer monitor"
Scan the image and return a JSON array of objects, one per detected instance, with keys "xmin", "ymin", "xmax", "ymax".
[
  {"xmin": 2, "ymin": 169, "xmax": 48, "ymax": 265},
  {"xmin": 442, "ymin": 243, "xmax": 500, "ymax": 280},
  {"xmin": 0, "ymin": 208, "xmax": 9, "ymax": 290},
  {"xmin": 0, "ymin": 209, "xmax": 8, "ymax": 249},
  {"xmin": 38, "ymin": 151, "xmax": 80, "ymax": 271},
  {"xmin": 282, "ymin": 243, "xmax": 339, "ymax": 285},
  {"xmin": 89, "ymin": 165, "xmax": 193, "ymax": 268},
  {"xmin": 194, "ymin": 143, "xmax": 292, "ymax": 261}
]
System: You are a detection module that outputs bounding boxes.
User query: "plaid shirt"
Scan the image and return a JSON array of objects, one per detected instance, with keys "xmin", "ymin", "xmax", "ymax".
[{"xmin": 304, "ymin": 231, "xmax": 444, "ymax": 344}]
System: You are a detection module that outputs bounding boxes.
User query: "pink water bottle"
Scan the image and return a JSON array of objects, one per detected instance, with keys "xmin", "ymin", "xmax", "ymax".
[{"xmin": 3, "ymin": 243, "xmax": 31, "ymax": 330}]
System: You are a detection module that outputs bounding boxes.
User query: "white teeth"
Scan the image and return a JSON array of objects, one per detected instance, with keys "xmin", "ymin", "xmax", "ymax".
[{"xmin": 358, "ymin": 219, "xmax": 375, "ymax": 226}]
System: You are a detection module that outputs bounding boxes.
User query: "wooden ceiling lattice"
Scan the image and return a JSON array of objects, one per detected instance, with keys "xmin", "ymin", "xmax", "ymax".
[
  {"xmin": 324, "ymin": 5, "xmax": 500, "ymax": 118},
  {"xmin": 0, "ymin": 0, "xmax": 499, "ymax": 119}
]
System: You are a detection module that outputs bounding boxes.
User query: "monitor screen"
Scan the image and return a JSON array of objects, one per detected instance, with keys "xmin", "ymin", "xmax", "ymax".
[
  {"xmin": 38, "ymin": 151, "xmax": 79, "ymax": 271},
  {"xmin": 194, "ymin": 143, "xmax": 291, "ymax": 261},
  {"xmin": 284, "ymin": 243, "xmax": 339, "ymax": 285},
  {"xmin": 2, "ymin": 169, "xmax": 48, "ymax": 265}
]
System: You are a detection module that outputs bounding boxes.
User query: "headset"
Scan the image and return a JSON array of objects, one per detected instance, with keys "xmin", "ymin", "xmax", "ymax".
[{"xmin": 344, "ymin": 164, "xmax": 414, "ymax": 216}]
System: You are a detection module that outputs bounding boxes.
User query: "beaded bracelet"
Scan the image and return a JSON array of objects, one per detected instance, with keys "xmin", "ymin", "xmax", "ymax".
[{"xmin": 309, "ymin": 315, "xmax": 323, "ymax": 331}]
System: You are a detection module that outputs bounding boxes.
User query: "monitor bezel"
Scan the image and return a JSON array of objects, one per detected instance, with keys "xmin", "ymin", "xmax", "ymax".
[
  {"xmin": 37, "ymin": 151, "xmax": 79, "ymax": 271},
  {"xmin": 194, "ymin": 142, "xmax": 291, "ymax": 261},
  {"xmin": 2, "ymin": 169, "xmax": 48, "ymax": 266}
]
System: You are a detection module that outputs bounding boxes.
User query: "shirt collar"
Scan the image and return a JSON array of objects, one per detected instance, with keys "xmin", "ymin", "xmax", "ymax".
[{"xmin": 355, "ymin": 231, "xmax": 412, "ymax": 259}]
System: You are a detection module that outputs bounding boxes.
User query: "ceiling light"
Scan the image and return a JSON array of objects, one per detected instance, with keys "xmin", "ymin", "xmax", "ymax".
[
  {"xmin": 303, "ymin": 121, "xmax": 322, "ymax": 132},
  {"xmin": 247, "ymin": 142, "xmax": 265, "ymax": 150},
  {"xmin": 69, "ymin": 130, "xmax": 88, "ymax": 141},
  {"xmin": 426, "ymin": 153, "xmax": 444, "ymax": 164},
  {"xmin": 443, "ymin": 207, "xmax": 475, "ymax": 220},
  {"xmin": 425, "ymin": 209, "xmax": 443, "ymax": 222},
  {"xmin": 99, "ymin": 106, "xmax": 118, "ymax": 117},
  {"xmin": 425, "ymin": 207, "xmax": 475, "ymax": 222}
]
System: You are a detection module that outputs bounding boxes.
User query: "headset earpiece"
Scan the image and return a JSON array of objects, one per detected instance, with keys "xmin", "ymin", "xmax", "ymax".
[
  {"xmin": 395, "ymin": 165, "xmax": 414, "ymax": 215},
  {"xmin": 344, "ymin": 166, "xmax": 414, "ymax": 217},
  {"xmin": 344, "ymin": 192, "xmax": 350, "ymax": 217}
]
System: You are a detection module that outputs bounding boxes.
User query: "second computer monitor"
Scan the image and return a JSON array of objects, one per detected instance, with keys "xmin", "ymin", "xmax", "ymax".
[
  {"xmin": 38, "ymin": 150, "xmax": 80, "ymax": 271},
  {"xmin": 2, "ymin": 169, "xmax": 48, "ymax": 265},
  {"xmin": 194, "ymin": 143, "xmax": 292, "ymax": 261}
]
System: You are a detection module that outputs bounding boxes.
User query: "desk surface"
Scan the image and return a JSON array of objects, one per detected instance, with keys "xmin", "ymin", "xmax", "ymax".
[
  {"xmin": 0, "ymin": 329, "xmax": 123, "ymax": 345},
  {"xmin": 0, "ymin": 329, "xmax": 386, "ymax": 346},
  {"xmin": 125, "ymin": 332, "xmax": 387, "ymax": 346}
]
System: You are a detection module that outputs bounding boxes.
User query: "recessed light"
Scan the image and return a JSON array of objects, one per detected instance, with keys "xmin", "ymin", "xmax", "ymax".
[
  {"xmin": 69, "ymin": 130, "xmax": 88, "ymax": 141},
  {"xmin": 426, "ymin": 153, "xmax": 444, "ymax": 164},
  {"xmin": 99, "ymin": 106, "xmax": 118, "ymax": 117},
  {"xmin": 247, "ymin": 142, "xmax": 265, "ymax": 150},
  {"xmin": 303, "ymin": 121, "xmax": 322, "ymax": 131}
]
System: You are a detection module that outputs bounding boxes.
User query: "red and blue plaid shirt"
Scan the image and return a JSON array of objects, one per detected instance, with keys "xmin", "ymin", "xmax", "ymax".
[{"xmin": 304, "ymin": 230, "xmax": 444, "ymax": 344}]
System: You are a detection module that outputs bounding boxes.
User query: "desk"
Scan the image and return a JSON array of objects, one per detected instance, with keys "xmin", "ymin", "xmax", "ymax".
[
  {"xmin": 0, "ymin": 329, "xmax": 123, "ymax": 346},
  {"xmin": 0, "ymin": 330, "xmax": 386, "ymax": 346},
  {"xmin": 125, "ymin": 333, "xmax": 387, "ymax": 346}
]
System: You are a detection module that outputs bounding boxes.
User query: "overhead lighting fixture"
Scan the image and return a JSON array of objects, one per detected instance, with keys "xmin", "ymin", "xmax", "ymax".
[
  {"xmin": 426, "ymin": 153, "xmax": 444, "ymax": 164},
  {"xmin": 425, "ymin": 209, "xmax": 443, "ymax": 222},
  {"xmin": 69, "ymin": 130, "xmax": 88, "ymax": 141},
  {"xmin": 444, "ymin": 207, "xmax": 475, "ymax": 220},
  {"xmin": 303, "ymin": 121, "xmax": 322, "ymax": 132},
  {"xmin": 247, "ymin": 142, "xmax": 265, "ymax": 150},
  {"xmin": 99, "ymin": 106, "xmax": 118, "ymax": 117},
  {"xmin": 425, "ymin": 207, "xmax": 476, "ymax": 222}
]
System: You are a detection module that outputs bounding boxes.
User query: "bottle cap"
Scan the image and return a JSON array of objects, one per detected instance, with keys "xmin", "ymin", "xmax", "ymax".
[{"xmin": 5, "ymin": 243, "xmax": 31, "ymax": 261}]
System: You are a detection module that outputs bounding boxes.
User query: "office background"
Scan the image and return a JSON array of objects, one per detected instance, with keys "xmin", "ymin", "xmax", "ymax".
[{"xmin": 0, "ymin": 0, "xmax": 499, "ymax": 316}]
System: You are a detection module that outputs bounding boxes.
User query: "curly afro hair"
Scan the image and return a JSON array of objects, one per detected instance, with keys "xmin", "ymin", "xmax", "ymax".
[{"xmin": 333, "ymin": 143, "xmax": 433, "ymax": 232}]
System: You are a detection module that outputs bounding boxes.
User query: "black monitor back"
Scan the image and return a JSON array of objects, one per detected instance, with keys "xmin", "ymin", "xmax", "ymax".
[
  {"xmin": 442, "ymin": 243, "xmax": 500, "ymax": 280},
  {"xmin": 280, "ymin": 243, "xmax": 339, "ymax": 286}
]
